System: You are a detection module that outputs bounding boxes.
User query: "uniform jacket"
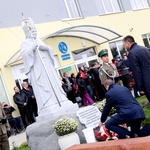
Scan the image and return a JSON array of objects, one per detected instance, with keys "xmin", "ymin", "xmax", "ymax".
[
  {"xmin": 99, "ymin": 63, "xmax": 118, "ymax": 85},
  {"xmin": 101, "ymin": 84, "xmax": 145, "ymax": 123},
  {"xmin": 0, "ymin": 106, "xmax": 10, "ymax": 135},
  {"xmin": 13, "ymin": 91, "xmax": 28, "ymax": 108},
  {"xmin": 128, "ymin": 43, "xmax": 150, "ymax": 94}
]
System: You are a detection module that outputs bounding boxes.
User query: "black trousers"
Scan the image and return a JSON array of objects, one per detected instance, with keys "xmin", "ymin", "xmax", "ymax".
[
  {"xmin": 31, "ymin": 100, "xmax": 38, "ymax": 117},
  {"xmin": 18, "ymin": 106, "xmax": 35, "ymax": 128}
]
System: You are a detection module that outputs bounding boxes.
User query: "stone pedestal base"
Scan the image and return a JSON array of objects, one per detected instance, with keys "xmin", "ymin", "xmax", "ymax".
[
  {"xmin": 36, "ymin": 102, "xmax": 78, "ymax": 121},
  {"xmin": 26, "ymin": 105, "xmax": 86, "ymax": 150}
]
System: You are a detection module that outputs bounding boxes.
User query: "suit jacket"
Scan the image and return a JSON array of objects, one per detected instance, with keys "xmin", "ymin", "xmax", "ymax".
[
  {"xmin": 99, "ymin": 63, "xmax": 118, "ymax": 85},
  {"xmin": 13, "ymin": 91, "xmax": 28, "ymax": 108},
  {"xmin": 101, "ymin": 84, "xmax": 145, "ymax": 123},
  {"xmin": 0, "ymin": 107, "xmax": 10, "ymax": 135},
  {"xmin": 128, "ymin": 43, "xmax": 150, "ymax": 93}
]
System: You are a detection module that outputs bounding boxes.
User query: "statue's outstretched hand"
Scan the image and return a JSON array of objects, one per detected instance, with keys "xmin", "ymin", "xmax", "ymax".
[{"xmin": 39, "ymin": 45, "xmax": 49, "ymax": 51}]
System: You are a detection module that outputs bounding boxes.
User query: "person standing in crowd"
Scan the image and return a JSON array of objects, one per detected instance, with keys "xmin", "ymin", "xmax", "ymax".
[
  {"xmin": 99, "ymin": 79, "xmax": 145, "ymax": 139},
  {"xmin": 83, "ymin": 66, "xmax": 95, "ymax": 101},
  {"xmin": 0, "ymin": 103, "xmax": 10, "ymax": 150},
  {"xmin": 123, "ymin": 35, "xmax": 150, "ymax": 106},
  {"xmin": 111, "ymin": 58, "xmax": 116, "ymax": 66},
  {"xmin": 22, "ymin": 81, "xmax": 38, "ymax": 117},
  {"xmin": 76, "ymin": 72, "xmax": 95, "ymax": 106},
  {"xmin": 2, "ymin": 102, "xmax": 23, "ymax": 133},
  {"xmin": 62, "ymin": 72, "xmax": 75, "ymax": 103},
  {"xmin": 116, "ymin": 55, "xmax": 130, "ymax": 89},
  {"xmin": 13, "ymin": 86, "xmax": 35, "ymax": 129},
  {"xmin": 98, "ymin": 49, "xmax": 122, "ymax": 85},
  {"xmin": 88, "ymin": 62, "xmax": 106, "ymax": 101},
  {"xmin": 78, "ymin": 66, "xmax": 86, "ymax": 79},
  {"xmin": 123, "ymin": 52, "xmax": 140, "ymax": 97},
  {"xmin": 70, "ymin": 73, "xmax": 78, "ymax": 93}
]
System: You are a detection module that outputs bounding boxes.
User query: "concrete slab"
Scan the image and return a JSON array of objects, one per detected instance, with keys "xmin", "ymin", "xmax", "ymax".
[{"xmin": 9, "ymin": 131, "xmax": 27, "ymax": 150}]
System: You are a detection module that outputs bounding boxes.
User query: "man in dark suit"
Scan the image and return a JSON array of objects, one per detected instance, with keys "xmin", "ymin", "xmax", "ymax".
[
  {"xmin": 123, "ymin": 35, "xmax": 150, "ymax": 106},
  {"xmin": 13, "ymin": 86, "xmax": 35, "ymax": 128},
  {"xmin": 22, "ymin": 81, "xmax": 38, "ymax": 117},
  {"xmin": 99, "ymin": 79, "xmax": 145, "ymax": 138}
]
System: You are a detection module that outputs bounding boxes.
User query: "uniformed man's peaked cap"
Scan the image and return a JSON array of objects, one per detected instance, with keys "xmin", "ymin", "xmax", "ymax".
[{"xmin": 98, "ymin": 49, "xmax": 108, "ymax": 58}]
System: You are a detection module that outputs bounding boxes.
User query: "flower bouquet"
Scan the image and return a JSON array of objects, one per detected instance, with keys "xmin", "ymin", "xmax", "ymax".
[
  {"xmin": 53, "ymin": 117, "xmax": 80, "ymax": 150},
  {"xmin": 94, "ymin": 125, "xmax": 118, "ymax": 141},
  {"xmin": 53, "ymin": 117, "xmax": 78, "ymax": 136}
]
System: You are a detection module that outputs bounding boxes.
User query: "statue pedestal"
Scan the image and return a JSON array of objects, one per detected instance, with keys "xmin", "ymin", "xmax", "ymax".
[
  {"xmin": 36, "ymin": 101, "xmax": 79, "ymax": 121},
  {"xmin": 26, "ymin": 103, "xmax": 86, "ymax": 150}
]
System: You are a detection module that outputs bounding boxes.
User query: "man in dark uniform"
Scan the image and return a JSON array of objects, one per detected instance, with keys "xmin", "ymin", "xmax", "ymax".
[
  {"xmin": 123, "ymin": 35, "xmax": 150, "ymax": 106},
  {"xmin": 99, "ymin": 79, "xmax": 145, "ymax": 138},
  {"xmin": 0, "ymin": 104, "xmax": 10, "ymax": 150},
  {"xmin": 98, "ymin": 49, "xmax": 122, "ymax": 85}
]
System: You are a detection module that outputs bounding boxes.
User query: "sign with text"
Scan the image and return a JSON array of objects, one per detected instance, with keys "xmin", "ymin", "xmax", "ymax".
[
  {"xmin": 63, "ymin": 66, "xmax": 72, "ymax": 72},
  {"xmin": 76, "ymin": 106, "xmax": 101, "ymax": 128}
]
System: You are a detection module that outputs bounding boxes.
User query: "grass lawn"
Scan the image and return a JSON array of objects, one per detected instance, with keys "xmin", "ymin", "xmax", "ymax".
[
  {"xmin": 12, "ymin": 146, "xmax": 29, "ymax": 150},
  {"xmin": 136, "ymin": 96, "xmax": 150, "ymax": 126},
  {"xmin": 12, "ymin": 142, "xmax": 29, "ymax": 150}
]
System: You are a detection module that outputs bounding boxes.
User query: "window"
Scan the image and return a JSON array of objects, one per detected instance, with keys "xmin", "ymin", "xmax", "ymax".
[
  {"xmin": 0, "ymin": 73, "xmax": 9, "ymax": 104},
  {"xmin": 64, "ymin": 0, "xmax": 82, "ymax": 19},
  {"xmin": 109, "ymin": 41, "xmax": 126, "ymax": 58},
  {"xmin": 142, "ymin": 33, "xmax": 150, "ymax": 48},
  {"xmin": 130, "ymin": 0, "xmax": 149, "ymax": 10},
  {"xmin": 72, "ymin": 47, "xmax": 96, "ymax": 61},
  {"xmin": 95, "ymin": 0, "xmax": 122, "ymax": 15},
  {"xmin": 57, "ymin": 47, "xmax": 99, "ymax": 77}
]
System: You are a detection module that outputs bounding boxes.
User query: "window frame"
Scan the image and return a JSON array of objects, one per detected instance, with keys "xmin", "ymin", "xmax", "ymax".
[
  {"xmin": 97, "ymin": 0, "xmax": 123, "ymax": 15},
  {"xmin": 130, "ymin": 0, "xmax": 149, "ymax": 10},
  {"xmin": 109, "ymin": 40, "xmax": 126, "ymax": 58},
  {"xmin": 0, "ymin": 72, "xmax": 10, "ymax": 104},
  {"xmin": 142, "ymin": 33, "xmax": 150, "ymax": 48},
  {"xmin": 63, "ymin": 0, "xmax": 82, "ymax": 19}
]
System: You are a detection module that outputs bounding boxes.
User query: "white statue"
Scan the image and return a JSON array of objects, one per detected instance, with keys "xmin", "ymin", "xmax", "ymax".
[{"xmin": 21, "ymin": 18, "xmax": 71, "ymax": 116}]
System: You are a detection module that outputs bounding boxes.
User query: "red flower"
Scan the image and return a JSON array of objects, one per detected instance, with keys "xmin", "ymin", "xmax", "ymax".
[{"xmin": 94, "ymin": 130, "xmax": 107, "ymax": 141}]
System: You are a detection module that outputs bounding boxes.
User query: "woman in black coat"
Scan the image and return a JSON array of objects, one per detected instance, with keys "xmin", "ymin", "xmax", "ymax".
[{"xmin": 76, "ymin": 73, "xmax": 94, "ymax": 106}]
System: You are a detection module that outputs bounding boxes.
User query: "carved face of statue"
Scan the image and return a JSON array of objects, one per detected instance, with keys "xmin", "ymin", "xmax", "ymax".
[{"xmin": 22, "ymin": 18, "xmax": 37, "ymax": 39}]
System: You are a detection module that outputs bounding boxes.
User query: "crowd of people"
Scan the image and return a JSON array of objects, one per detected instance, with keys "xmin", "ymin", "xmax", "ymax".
[
  {"xmin": 1, "ymin": 35, "xmax": 150, "ymax": 149},
  {"xmin": 0, "ymin": 81, "xmax": 38, "ymax": 150},
  {"xmin": 62, "ymin": 64, "xmax": 106, "ymax": 107}
]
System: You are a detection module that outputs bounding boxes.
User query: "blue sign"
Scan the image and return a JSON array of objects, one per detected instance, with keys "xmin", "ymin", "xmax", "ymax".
[
  {"xmin": 61, "ymin": 54, "xmax": 70, "ymax": 60},
  {"xmin": 58, "ymin": 42, "xmax": 68, "ymax": 54}
]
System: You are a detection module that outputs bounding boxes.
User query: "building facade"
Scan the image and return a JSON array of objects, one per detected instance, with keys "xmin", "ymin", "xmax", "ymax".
[{"xmin": 0, "ymin": 0, "xmax": 150, "ymax": 116}]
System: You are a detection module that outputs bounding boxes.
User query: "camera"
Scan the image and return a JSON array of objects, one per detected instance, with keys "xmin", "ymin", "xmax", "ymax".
[{"xmin": 0, "ymin": 117, "xmax": 7, "ymax": 124}]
